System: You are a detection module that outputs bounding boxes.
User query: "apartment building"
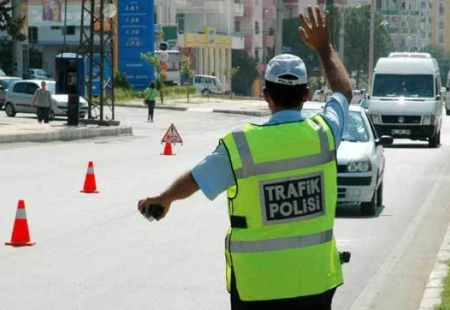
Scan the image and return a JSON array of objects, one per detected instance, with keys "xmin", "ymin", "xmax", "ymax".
[{"xmin": 429, "ymin": 0, "xmax": 450, "ymax": 51}]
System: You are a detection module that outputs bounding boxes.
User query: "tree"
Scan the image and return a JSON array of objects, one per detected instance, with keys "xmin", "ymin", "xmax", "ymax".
[
  {"xmin": 231, "ymin": 50, "xmax": 258, "ymax": 96},
  {"xmin": 342, "ymin": 5, "xmax": 394, "ymax": 88},
  {"xmin": 420, "ymin": 44, "xmax": 450, "ymax": 82},
  {"xmin": 140, "ymin": 52, "xmax": 165, "ymax": 104},
  {"xmin": 0, "ymin": 0, "xmax": 27, "ymax": 41},
  {"xmin": 180, "ymin": 55, "xmax": 194, "ymax": 103},
  {"xmin": 222, "ymin": 66, "xmax": 239, "ymax": 98}
]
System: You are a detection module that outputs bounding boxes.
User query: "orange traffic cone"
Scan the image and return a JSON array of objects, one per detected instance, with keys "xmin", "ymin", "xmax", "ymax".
[
  {"xmin": 161, "ymin": 134, "xmax": 175, "ymax": 156},
  {"xmin": 5, "ymin": 200, "xmax": 35, "ymax": 246},
  {"xmin": 80, "ymin": 161, "xmax": 99, "ymax": 193}
]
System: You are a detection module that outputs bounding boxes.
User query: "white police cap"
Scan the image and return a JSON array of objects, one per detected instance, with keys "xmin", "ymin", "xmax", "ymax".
[{"xmin": 264, "ymin": 54, "xmax": 308, "ymax": 85}]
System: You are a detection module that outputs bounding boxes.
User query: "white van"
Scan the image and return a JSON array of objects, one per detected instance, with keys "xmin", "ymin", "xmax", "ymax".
[
  {"xmin": 367, "ymin": 52, "xmax": 443, "ymax": 148},
  {"xmin": 445, "ymin": 70, "xmax": 450, "ymax": 115},
  {"xmin": 193, "ymin": 75, "xmax": 223, "ymax": 96}
]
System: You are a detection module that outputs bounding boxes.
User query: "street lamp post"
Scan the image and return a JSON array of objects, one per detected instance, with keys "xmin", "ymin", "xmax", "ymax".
[
  {"xmin": 274, "ymin": 0, "xmax": 283, "ymax": 55},
  {"xmin": 368, "ymin": 0, "xmax": 375, "ymax": 93}
]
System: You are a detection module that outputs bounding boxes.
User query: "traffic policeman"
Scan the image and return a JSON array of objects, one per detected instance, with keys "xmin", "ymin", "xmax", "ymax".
[{"xmin": 138, "ymin": 6, "xmax": 353, "ymax": 309}]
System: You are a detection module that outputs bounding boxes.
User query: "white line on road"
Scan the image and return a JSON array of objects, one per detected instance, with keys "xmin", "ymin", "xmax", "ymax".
[{"xmin": 349, "ymin": 157, "xmax": 450, "ymax": 310}]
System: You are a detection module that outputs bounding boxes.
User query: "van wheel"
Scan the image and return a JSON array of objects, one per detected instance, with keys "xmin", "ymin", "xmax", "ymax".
[
  {"xmin": 429, "ymin": 131, "xmax": 440, "ymax": 148},
  {"xmin": 201, "ymin": 89, "xmax": 211, "ymax": 96},
  {"xmin": 4, "ymin": 103, "xmax": 16, "ymax": 117}
]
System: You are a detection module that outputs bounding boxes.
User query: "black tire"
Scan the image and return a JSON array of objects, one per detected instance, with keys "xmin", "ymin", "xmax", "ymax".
[
  {"xmin": 4, "ymin": 102, "xmax": 16, "ymax": 117},
  {"xmin": 376, "ymin": 180, "xmax": 383, "ymax": 207},
  {"xmin": 429, "ymin": 131, "xmax": 440, "ymax": 148},
  {"xmin": 446, "ymin": 108, "xmax": 450, "ymax": 116},
  {"xmin": 201, "ymin": 89, "xmax": 211, "ymax": 96},
  {"xmin": 361, "ymin": 191, "xmax": 376, "ymax": 216}
]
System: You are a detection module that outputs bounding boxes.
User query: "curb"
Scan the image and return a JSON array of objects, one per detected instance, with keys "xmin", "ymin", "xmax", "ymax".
[
  {"xmin": 115, "ymin": 103, "xmax": 268, "ymax": 116},
  {"xmin": 0, "ymin": 126, "xmax": 133, "ymax": 144},
  {"xmin": 419, "ymin": 224, "xmax": 450, "ymax": 309}
]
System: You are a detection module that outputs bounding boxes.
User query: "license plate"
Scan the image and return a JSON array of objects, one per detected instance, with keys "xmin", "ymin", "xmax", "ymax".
[{"xmin": 392, "ymin": 129, "xmax": 411, "ymax": 135}]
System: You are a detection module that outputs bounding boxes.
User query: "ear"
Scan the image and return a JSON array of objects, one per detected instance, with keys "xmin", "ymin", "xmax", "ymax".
[
  {"xmin": 302, "ymin": 87, "xmax": 310, "ymax": 102},
  {"xmin": 263, "ymin": 87, "xmax": 276, "ymax": 112}
]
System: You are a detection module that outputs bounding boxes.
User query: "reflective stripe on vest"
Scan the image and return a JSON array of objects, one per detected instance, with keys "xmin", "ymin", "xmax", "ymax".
[
  {"xmin": 226, "ymin": 229, "xmax": 333, "ymax": 253},
  {"xmin": 232, "ymin": 121, "xmax": 334, "ymax": 179}
]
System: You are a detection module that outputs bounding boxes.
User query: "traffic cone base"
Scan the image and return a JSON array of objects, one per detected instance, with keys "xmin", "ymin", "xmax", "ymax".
[
  {"xmin": 5, "ymin": 200, "xmax": 35, "ymax": 247},
  {"xmin": 81, "ymin": 161, "xmax": 99, "ymax": 193},
  {"xmin": 161, "ymin": 142, "xmax": 175, "ymax": 156}
]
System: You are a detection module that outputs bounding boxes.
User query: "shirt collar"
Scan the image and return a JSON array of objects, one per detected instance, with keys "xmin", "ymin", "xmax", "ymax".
[{"xmin": 264, "ymin": 110, "xmax": 304, "ymax": 125}]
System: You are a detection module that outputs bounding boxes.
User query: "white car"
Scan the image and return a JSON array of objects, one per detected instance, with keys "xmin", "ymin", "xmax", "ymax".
[
  {"xmin": 192, "ymin": 75, "xmax": 223, "ymax": 96},
  {"xmin": 4, "ymin": 80, "xmax": 88, "ymax": 119},
  {"xmin": 301, "ymin": 102, "xmax": 393, "ymax": 216}
]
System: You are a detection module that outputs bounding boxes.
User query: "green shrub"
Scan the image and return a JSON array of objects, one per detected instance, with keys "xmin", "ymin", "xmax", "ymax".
[{"xmin": 114, "ymin": 72, "xmax": 131, "ymax": 90}]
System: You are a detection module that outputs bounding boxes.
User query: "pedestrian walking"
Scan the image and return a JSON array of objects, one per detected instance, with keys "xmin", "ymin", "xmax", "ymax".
[
  {"xmin": 31, "ymin": 81, "xmax": 52, "ymax": 124},
  {"xmin": 138, "ymin": 6, "xmax": 353, "ymax": 309},
  {"xmin": 143, "ymin": 82, "xmax": 158, "ymax": 122}
]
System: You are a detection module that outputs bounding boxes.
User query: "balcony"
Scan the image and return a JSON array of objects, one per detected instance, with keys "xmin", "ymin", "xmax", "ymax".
[
  {"xmin": 232, "ymin": 34, "xmax": 245, "ymax": 49},
  {"xmin": 233, "ymin": 3, "xmax": 244, "ymax": 17}
]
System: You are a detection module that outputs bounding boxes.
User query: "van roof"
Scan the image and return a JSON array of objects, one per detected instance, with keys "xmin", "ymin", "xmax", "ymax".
[
  {"xmin": 374, "ymin": 57, "xmax": 438, "ymax": 75},
  {"xmin": 389, "ymin": 52, "xmax": 432, "ymax": 59}
]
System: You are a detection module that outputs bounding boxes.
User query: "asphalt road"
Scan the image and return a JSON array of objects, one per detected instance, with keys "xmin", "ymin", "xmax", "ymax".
[{"xmin": 1, "ymin": 106, "xmax": 450, "ymax": 310}]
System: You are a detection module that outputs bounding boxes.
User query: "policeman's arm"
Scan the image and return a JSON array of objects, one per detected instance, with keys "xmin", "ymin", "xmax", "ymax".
[
  {"xmin": 138, "ymin": 171, "xmax": 199, "ymax": 220},
  {"xmin": 299, "ymin": 6, "xmax": 353, "ymax": 103}
]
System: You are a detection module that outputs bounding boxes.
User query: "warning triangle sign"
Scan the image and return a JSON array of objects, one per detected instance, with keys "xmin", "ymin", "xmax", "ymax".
[{"xmin": 161, "ymin": 123, "xmax": 183, "ymax": 144}]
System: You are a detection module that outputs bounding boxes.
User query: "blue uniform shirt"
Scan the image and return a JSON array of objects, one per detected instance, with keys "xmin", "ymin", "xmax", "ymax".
[{"xmin": 192, "ymin": 93, "xmax": 349, "ymax": 200}]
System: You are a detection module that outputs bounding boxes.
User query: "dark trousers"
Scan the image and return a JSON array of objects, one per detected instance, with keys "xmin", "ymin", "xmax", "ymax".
[
  {"xmin": 36, "ymin": 107, "xmax": 50, "ymax": 123},
  {"xmin": 230, "ymin": 273, "xmax": 337, "ymax": 310},
  {"xmin": 146, "ymin": 100, "xmax": 155, "ymax": 121}
]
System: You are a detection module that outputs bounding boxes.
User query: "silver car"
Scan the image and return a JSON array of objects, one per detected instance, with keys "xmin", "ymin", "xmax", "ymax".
[
  {"xmin": 4, "ymin": 80, "xmax": 88, "ymax": 119},
  {"xmin": 301, "ymin": 102, "xmax": 393, "ymax": 216},
  {"xmin": 0, "ymin": 76, "xmax": 22, "ymax": 109}
]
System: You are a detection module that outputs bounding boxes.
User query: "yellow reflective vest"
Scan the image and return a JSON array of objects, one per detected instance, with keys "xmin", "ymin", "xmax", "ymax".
[{"xmin": 221, "ymin": 115, "xmax": 343, "ymax": 301}]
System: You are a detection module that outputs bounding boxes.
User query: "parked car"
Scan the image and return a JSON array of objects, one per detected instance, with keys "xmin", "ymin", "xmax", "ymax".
[
  {"xmin": 27, "ymin": 68, "xmax": 52, "ymax": 80},
  {"xmin": 192, "ymin": 75, "xmax": 223, "ymax": 96},
  {"xmin": 0, "ymin": 76, "xmax": 22, "ymax": 109},
  {"xmin": 4, "ymin": 80, "xmax": 88, "ymax": 119},
  {"xmin": 301, "ymin": 101, "xmax": 393, "ymax": 216}
]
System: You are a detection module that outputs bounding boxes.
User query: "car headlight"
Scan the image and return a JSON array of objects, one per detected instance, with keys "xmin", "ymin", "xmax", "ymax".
[
  {"xmin": 423, "ymin": 115, "xmax": 435, "ymax": 125},
  {"xmin": 347, "ymin": 157, "xmax": 372, "ymax": 172},
  {"xmin": 370, "ymin": 114, "xmax": 381, "ymax": 124}
]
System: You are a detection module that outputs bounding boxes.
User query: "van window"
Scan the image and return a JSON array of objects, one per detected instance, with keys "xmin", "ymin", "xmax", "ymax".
[{"xmin": 373, "ymin": 74, "xmax": 434, "ymax": 98}]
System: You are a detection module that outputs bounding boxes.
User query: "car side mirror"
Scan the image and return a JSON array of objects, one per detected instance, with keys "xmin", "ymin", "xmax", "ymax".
[{"xmin": 377, "ymin": 135, "xmax": 393, "ymax": 146}]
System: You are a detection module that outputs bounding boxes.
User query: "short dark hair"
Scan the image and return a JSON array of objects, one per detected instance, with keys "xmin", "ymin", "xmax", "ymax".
[
  {"xmin": 150, "ymin": 82, "xmax": 156, "ymax": 88},
  {"xmin": 265, "ymin": 75, "xmax": 308, "ymax": 109}
]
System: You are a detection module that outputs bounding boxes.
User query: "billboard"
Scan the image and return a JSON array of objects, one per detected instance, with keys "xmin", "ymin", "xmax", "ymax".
[
  {"xmin": 28, "ymin": 0, "xmax": 85, "ymax": 26},
  {"xmin": 118, "ymin": 0, "xmax": 154, "ymax": 90}
]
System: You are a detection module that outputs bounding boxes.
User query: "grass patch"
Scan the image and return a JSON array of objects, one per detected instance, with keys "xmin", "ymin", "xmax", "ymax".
[{"xmin": 434, "ymin": 261, "xmax": 450, "ymax": 310}]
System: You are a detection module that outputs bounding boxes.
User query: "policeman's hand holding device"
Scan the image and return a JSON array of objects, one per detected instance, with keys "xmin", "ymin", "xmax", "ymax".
[{"xmin": 138, "ymin": 199, "xmax": 167, "ymax": 222}]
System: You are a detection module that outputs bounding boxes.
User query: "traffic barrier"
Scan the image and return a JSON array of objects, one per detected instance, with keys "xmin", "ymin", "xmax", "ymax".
[
  {"xmin": 81, "ymin": 161, "xmax": 99, "ymax": 193},
  {"xmin": 5, "ymin": 200, "xmax": 35, "ymax": 246},
  {"xmin": 161, "ymin": 136, "xmax": 174, "ymax": 156}
]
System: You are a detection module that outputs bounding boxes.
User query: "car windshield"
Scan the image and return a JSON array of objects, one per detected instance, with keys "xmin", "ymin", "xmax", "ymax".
[
  {"xmin": 372, "ymin": 74, "xmax": 434, "ymax": 98},
  {"xmin": 301, "ymin": 109, "xmax": 369, "ymax": 142}
]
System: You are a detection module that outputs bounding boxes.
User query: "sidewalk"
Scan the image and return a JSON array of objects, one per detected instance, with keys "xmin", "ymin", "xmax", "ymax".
[{"xmin": 0, "ymin": 97, "xmax": 269, "ymax": 144}]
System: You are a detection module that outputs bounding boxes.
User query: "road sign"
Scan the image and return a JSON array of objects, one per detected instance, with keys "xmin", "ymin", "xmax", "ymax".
[
  {"xmin": 160, "ymin": 62, "xmax": 168, "ymax": 71},
  {"xmin": 161, "ymin": 123, "xmax": 183, "ymax": 144},
  {"xmin": 159, "ymin": 51, "xmax": 169, "ymax": 62}
]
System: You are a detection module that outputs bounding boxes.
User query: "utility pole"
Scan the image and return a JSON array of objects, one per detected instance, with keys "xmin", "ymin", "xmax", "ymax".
[
  {"xmin": 368, "ymin": 0, "xmax": 375, "ymax": 92},
  {"xmin": 274, "ymin": 0, "xmax": 283, "ymax": 55}
]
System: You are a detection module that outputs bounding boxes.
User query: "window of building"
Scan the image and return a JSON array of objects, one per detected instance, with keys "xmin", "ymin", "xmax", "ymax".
[
  {"xmin": 176, "ymin": 13, "xmax": 185, "ymax": 33},
  {"xmin": 439, "ymin": 35, "xmax": 444, "ymax": 43},
  {"xmin": 439, "ymin": 4, "xmax": 444, "ymax": 14},
  {"xmin": 235, "ymin": 20, "xmax": 241, "ymax": 33},
  {"xmin": 255, "ymin": 48, "xmax": 260, "ymax": 62},
  {"xmin": 255, "ymin": 21, "xmax": 260, "ymax": 35},
  {"xmin": 421, "ymin": 1, "xmax": 426, "ymax": 9},
  {"xmin": 28, "ymin": 27, "xmax": 38, "ymax": 43},
  {"xmin": 439, "ymin": 21, "xmax": 444, "ymax": 29}
]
